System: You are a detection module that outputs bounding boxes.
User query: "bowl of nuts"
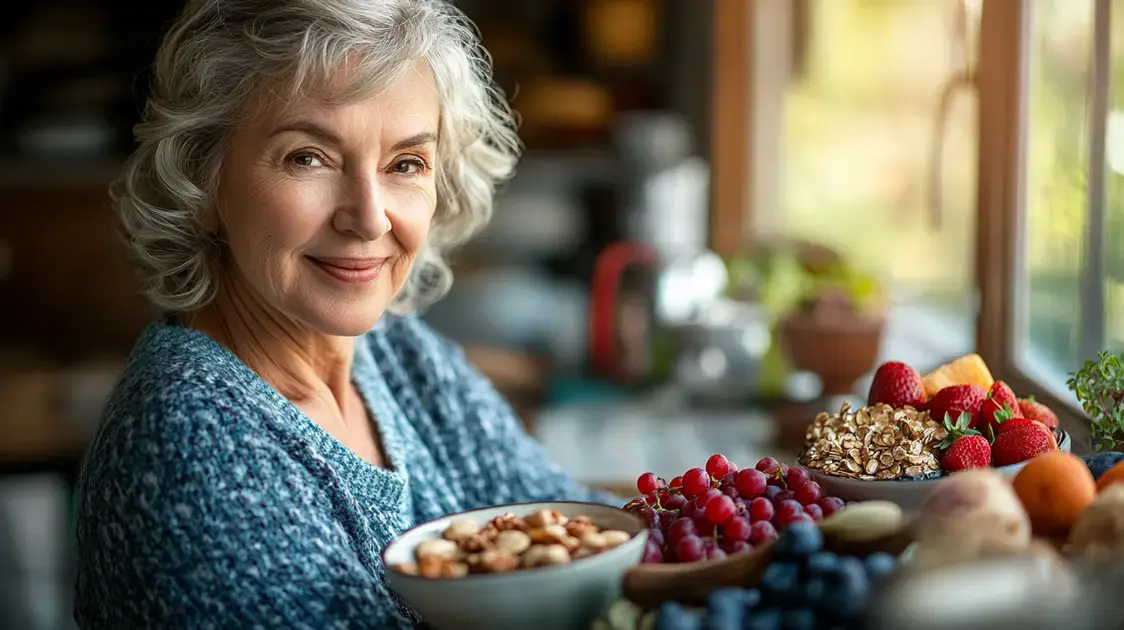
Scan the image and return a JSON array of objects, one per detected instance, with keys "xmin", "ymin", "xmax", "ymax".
[{"xmin": 382, "ymin": 501, "xmax": 646, "ymax": 630}]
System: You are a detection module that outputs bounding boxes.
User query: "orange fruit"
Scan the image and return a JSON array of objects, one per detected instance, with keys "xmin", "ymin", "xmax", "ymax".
[
  {"xmin": 1011, "ymin": 451, "xmax": 1096, "ymax": 537},
  {"xmin": 1096, "ymin": 460, "xmax": 1124, "ymax": 492},
  {"xmin": 921, "ymin": 353, "xmax": 995, "ymax": 398}
]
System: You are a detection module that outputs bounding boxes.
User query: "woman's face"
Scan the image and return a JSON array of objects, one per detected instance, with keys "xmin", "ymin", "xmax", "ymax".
[{"xmin": 215, "ymin": 60, "xmax": 440, "ymax": 337}]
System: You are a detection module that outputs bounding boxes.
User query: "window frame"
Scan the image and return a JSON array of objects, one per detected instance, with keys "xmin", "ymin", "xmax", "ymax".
[{"xmin": 976, "ymin": 0, "xmax": 1116, "ymax": 451}]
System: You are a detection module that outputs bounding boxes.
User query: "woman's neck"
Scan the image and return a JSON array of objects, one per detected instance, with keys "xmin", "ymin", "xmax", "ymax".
[{"xmin": 187, "ymin": 275, "xmax": 356, "ymax": 411}]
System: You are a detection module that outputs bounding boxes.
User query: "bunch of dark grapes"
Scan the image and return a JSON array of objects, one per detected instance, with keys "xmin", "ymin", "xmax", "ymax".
[
  {"xmin": 653, "ymin": 522, "xmax": 898, "ymax": 630},
  {"xmin": 624, "ymin": 454, "xmax": 846, "ymax": 564}
]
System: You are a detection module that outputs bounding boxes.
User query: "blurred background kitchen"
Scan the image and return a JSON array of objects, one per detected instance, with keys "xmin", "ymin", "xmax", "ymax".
[{"xmin": 2, "ymin": 0, "xmax": 1121, "ymax": 628}]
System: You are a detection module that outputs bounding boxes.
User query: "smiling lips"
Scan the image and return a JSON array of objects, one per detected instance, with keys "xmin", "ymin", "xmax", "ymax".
[{"xmin": 307, "ymin": 256, "xmax": 389, "ymax": 283}]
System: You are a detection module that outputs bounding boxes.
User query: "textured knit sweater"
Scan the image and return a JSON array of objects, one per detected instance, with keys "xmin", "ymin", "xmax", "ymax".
[{"xmin": 73, "ymin": 315, "xmax": 618, "ymax": 629}]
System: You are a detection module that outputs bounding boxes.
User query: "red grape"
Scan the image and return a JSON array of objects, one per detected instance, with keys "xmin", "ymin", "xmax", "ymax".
[
  {"xmin": 656, "ymin": 477, "xmax": 668, "ymax": 489},
  {"xmin": 749, "ymin": 497, "xmax": 775, "ymax": 522},
  {"xmin": 735, "ymin": 469, "xmax": 768, "ymax": 499},
  {"xmin": 695, "ymin": 488, "xmax": 722, "ymax": 509},
  {"xmin": 803, "ymin": 503, "xmax": 824, "ymax": 521},
  {"xmin": 818, "ymin": 496, "xmax": 845, "ymax": 517},
  {"xmin": 722, "ymin": 540, "xmax": 753, "ymax": 555},
  {"xmin": 642, "ymin": 508, "xmax": 661, "ymax": 530},
  {"xmin": 793, "ymin": 481, "xmax": 822, "ymax": 506},
  {"xmin": 681, "ymin": 500, "xmax": 700, "ymax": 520},
  {"xmin": 642, "ymin": 539, "xmax": 664, "ymax": 563},
  {"xmin": 667, "ymin": 518, "xmax": 698, "ymax": 545},
  {"xmin": 660, "ymin": 509, "xmax": 680, "ymax": 534},
  {"xmin": 706, "ymin": 547, "xmax": 727, "ymax": 561},
  {"xmin": 749, "ymin": 520, "xmax": 777, "ymax": 545},
  {"xmin": 787, "ymin": 512, "xmax": 813, "ymax": 526},
  {"xmin": 681, "ymin": 468, "xmax": 710, "ymax": 498},
  {"xmin": 676, "ymin": 535, "xmax": 705, "ymax": 562},
  {"xmin": 663, "ymin": 494, "xmax": 688, "ymax": 510},
  {"xmin": 704, "ymin": 495, "xmax": 736, "ymax": 525},
  {"xmin": 645, "ymin": 491, "xmax": 660, "ymax": 506},
  {"xmin": 669, "ymin": 476, "xmax": 683, "ymax": 489},
  {"xmin": 637, "ymin": 472, "xmax": 658, "ymax": 495},
  {"xmin": 720, "ymin": 471, "xmax": 737, "ymax": 488},
  {"xmin": 721, "ymin": 516, "xmax": 752, "ymax": 541},
  {"xmin": 774, "ymin": 490, "xmax": 795, "ymax": 503},
  {"xmin": 707, "ymin": 453, "xmax": 733, "ymax": 479},
  {"xmin": 786, "ymin": 466, "xmax": 812, "ymax": 488},
  {"xmin": 720, "ymin": 485, "xmax": 739, "ymax": 499},
  {"xmin": 763, "ymin": 486, "xmax": 782, "ymax": 500},
  {"xmin": 755, "ymin": 457, "xmax": 781, "ymax": 476},
  {"xmin": 775, "ymin": 499, "xmax": 805, "ymax": 523}
]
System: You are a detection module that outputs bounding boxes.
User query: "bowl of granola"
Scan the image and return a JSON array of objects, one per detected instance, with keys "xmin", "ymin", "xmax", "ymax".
[
  {"xmin": 799, "ymin": 402, "xmax": 1070, "ymax": 510},
  {"xmin": 382, "ymin": 501, "xmax": 646, "ymax": 630}
]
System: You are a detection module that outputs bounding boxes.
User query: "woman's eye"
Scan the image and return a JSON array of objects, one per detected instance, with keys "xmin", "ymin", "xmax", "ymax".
[
  {"xmin": 391, "ymin": 158, "xmax": 426, "ymax": 175},
  {"xmin": 289, "ymin": 152, "xmax": 323, "ymax": 168}
]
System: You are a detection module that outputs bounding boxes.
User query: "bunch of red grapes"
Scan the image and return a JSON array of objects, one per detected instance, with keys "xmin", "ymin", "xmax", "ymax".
[{"xmin": 624, "ymin": 453, "xmax": 846, "ymax": 564}]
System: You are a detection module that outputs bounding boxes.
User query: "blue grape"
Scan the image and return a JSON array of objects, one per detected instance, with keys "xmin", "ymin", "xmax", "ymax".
[
  {"xmin": 802, "ymin": 576, "xmax": 826, "ymax": 609},
  {"xmin": 773, "ymin": 521, "xmax": 822, "ymax": 559},
  {"xmin": 822, "ymin": 557, "xmax": 871, "ymax": 619},
  {"xmin": 743, "ymin": 608, "xmax": 783, "ymax": 630},
  {"xmin": 702, "ymin": 588, "xmax": 748, "ymax": 630},
  {"xmin": 806, "ymin": 551, "xmax": 841, "ymax": 577},
  {"xmin": 655, "ymin": 601, "xmax": 703, "ymax": 630},
  {"xmin": 781, "ymin": 607, "xmax": 817, "ymax": 630},
  {"xmin": 743, "ymin": 587, "xmax": 762, "ymax": 610},
  {"xmin": 864, "ymin": 552, "xmax": 897, "ymax": 582},
  {"xmin": 760, "ymin": 561, "xmax": 801, "ymax": 606},
  {"xmin": 1083, "ymin": 452, "xmax": 1124, "ymax": 480}
]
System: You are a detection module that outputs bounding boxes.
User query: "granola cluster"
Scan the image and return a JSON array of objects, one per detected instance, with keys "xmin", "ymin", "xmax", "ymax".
[
  {"xmin": 390, "ymin": 509, "xmax": 634, "ymax": 578},
  {"xmin": 801, "ymin": 402, "xmax": 946, "ymax": 480}
]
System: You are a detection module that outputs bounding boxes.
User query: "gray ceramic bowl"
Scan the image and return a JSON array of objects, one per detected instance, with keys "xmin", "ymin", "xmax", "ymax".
[
  {"xmin": 382, "ymin": 501, "xmax": 647, "ymax": 630},
  {"xmin": 809, "ymin": 430, "xmax": 1071, "ymax": 512}
]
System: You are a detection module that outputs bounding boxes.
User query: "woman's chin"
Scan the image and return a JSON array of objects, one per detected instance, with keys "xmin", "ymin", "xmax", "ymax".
[{"xmin": 297, "ymin": 304, "xmax": 389, "ymax": 338}]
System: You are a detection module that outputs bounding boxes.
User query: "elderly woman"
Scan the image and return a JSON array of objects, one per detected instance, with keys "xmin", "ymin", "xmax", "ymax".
[{"xmin": 74, "ymin": 0, "xmax": 618, "ymax": 627}]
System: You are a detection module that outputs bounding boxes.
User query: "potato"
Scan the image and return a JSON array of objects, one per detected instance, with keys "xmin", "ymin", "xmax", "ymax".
[{"xmin": 1067, "ymin": 484, "xmax": 1124, "ymax": 561}]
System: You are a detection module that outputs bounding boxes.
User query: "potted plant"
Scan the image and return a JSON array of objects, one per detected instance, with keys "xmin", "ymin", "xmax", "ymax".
[{"xmin": 1067, "ymin": 351, "xmax": 1124, "ymax": 452}]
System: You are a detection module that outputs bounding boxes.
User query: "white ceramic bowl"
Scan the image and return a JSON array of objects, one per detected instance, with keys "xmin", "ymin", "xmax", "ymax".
[
  {"xmin": 382, "ymin": 501, "xmax": 647, "ymax": 630},
  {"xmin": 809, "ymin": 430, "xmax": 1071, "ymax": 512}
]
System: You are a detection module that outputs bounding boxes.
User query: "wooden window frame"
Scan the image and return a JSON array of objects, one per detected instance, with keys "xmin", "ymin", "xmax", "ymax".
[{"xmin": 977, "ymin": 0, "xmax": 1115, "ymax": 451}]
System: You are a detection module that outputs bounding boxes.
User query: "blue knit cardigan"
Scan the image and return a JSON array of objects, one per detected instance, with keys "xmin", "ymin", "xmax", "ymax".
[{"xmin": 73, "ymin": 315, "xmax": 618, "ymax": 629}]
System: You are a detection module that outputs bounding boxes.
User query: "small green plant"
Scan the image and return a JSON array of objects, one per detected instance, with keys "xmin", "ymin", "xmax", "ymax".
[{"xmin": 1066, "ymin": 351, "xmax": 1124, "ymax": 452}]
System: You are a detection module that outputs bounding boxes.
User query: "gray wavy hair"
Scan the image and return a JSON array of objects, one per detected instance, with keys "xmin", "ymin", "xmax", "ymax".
[{"xmin": 114, "ymin": 0, "xmax": 521, "ymax": 315}]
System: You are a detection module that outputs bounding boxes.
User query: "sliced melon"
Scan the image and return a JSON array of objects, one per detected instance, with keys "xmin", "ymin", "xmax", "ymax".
[{"xmin": 921, "ymin": 353, "xmax": 995, "ymax": 398}]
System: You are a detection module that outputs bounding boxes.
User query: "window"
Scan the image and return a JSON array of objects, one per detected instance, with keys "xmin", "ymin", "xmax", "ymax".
[
  {"xmin": 969, "ymin": 0, "xmax": 1121, "ymax": 436},
  {"xmin": 1009, "ymin": 0, "xmax": 1124, "ymax": 402}
]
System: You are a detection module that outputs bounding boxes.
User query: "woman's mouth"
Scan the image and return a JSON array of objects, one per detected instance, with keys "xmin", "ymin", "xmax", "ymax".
[{"xmin": 306, "ymin": 256, "xmax": 388, "ymax": 284}]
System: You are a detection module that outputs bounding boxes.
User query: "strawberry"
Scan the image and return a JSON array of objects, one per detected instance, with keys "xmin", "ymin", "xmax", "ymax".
[
  {"xmin": 994, "ymin": 416, "xmax": 1037, "ymax": 435},
  {"xmin": 1018, "ymin": 397, "xmax": 1059, "ymax": 429},
  {"xmin": 978, "ymin": 381, "xmax": 1022, "ymax": 438},
  {"xmin": 867, "ymin": 361, "xmax": 927, "ymax": 409},
  {"xmin": 991, "ymin": 422, "xmax": 1058, "ymax": 467},
  {"xmin": 938, "ymin": 412, "xmax": 991, "ymax": 471},
  {"xmin": 927, "ymin": 384, "xmax": 987, "ymax": 429}
]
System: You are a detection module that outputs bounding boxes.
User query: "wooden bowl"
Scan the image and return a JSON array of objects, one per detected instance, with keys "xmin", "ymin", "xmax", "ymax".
[{"xmin": 621, "ymin": 520, "xmax": 915, "ymax": 609}]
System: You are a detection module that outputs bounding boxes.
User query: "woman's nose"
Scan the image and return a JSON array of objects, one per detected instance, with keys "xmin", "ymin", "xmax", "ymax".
[{"xmin": 333, "ymin": 172, "xmax": 391, "ymax": 241}]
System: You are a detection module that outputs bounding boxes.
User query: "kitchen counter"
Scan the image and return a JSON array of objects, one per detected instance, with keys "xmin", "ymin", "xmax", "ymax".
[{"xmin": 532, "ymin": 388, "xmax": 797, "ymax": 492}]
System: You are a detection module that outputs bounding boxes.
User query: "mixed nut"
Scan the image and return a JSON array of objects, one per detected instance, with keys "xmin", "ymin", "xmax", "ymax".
[{"xmin": 390, "ymin": 509, "xmax": 634, "ymax": 578}]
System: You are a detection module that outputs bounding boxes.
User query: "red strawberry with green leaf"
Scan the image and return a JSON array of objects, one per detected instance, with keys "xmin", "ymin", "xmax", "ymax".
[
  {"xmin": 1018, "ymin": 397, "xmax": 1059, "ymax": 429},
  {"xmin": 978, "ymin": 381, "xmax": 1022, "ymax": 439},
  {"xmin": 991, "ymin": 422, "xmax": 1058, "ymax": 467},
  {"xmin": 928, "ymin": 384, "xmax": 987, "ymax": 430},
  {"xmin": 867, "ymin": 361, "xmax": 927, "ymax": 409},
  {"xmin": 994, "ymin": 416, "xmax": 1038, "ymax": 436},
  {"xmin": 939, "ymin": 412, "xmax": 991, "ymax": 472}
]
